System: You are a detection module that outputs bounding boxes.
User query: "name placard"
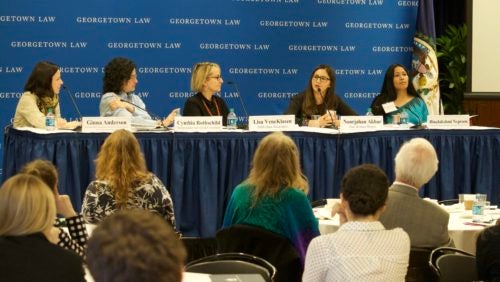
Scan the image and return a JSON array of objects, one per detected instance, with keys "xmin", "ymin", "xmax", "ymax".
[
  {"xmin": 174, "ymin": 116, "xmax": 223, "ymax": 131},
  {"xmin": 82, "ymin": 117, "xmax": 131, "ymax": 133},
  {"xmin": 248, "ymin": 115, "xmax": 297, "ymax": 131},
  {"xmin": 340, "ymin": 116, "xmax": 384, "ymax": 130},
  {"xmin": 426, "ymin": 115, "xmax": 470, "ymax": 128}
]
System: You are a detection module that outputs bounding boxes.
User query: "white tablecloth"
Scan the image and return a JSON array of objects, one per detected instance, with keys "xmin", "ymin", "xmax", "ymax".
[{"xmin": 315, "ymin": 205, "xmax": 500, "ymax": 255}]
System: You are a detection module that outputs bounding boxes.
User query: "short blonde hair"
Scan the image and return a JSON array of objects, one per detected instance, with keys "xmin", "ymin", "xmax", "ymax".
[
  {"xmin": 394, "ymin": 138, "xmax": 439, "ymax": 188},
  {"xmin": 0, "ymin": 174, "xmax": 56, "ymax": 236},
  {"xmin": 246, "ymin": 132, "xmax": 308, "ymax": 203},
  {"xmin": 190, "ymin": 62, "xmax": 220, "ymax": 92}
]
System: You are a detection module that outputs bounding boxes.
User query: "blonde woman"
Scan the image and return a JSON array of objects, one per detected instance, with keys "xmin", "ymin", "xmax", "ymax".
[
  {"xmin": 222, "ymin": 132, "xmax": 320, "ymax": 263},
  {"xmin": 183, "ymin": 62, "xmax": 229, "ymax": 125},
  {"xmin": 20, "ymin": 159, "xmax": 88, "ymax": 258},
  {"xmin": 82, "ymin": 129, "xmax": 176, "ymax": 229},
  {"xmin": 0, "ymin": 174, "xmax": 84, "ymax": 281}
]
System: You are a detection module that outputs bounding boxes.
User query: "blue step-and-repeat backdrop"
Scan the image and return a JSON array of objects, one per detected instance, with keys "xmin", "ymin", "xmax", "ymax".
[{"xmin": 0, "ymin": 0, "xmax": 418, "ymax": 176}]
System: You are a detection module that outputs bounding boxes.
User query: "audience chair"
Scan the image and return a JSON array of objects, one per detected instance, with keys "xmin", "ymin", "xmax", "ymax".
[
  {"xmin": 181, "ymin": 237, "xmax": 217, "ymax": 263},
  {"xmin": 429, "ymin": 247, "xmax": 477, "ymax": 282},
  {"xmin": 216, "ymin": 224, "xmax": 302, "ymax": 282},
  {"xmin": 185, "ymin": 252, "xmax": 275, "ymax": 282},
  {"xmin": 311, "ymin": 199, "xmax": 327, "ymax": 208},
  {"xmin": 437, "ymin": 199, "xmax": 459, "ymax": 206},
  {"xmin": 405, "ymin": 247, "xmax": 438, "ymax": 282}
]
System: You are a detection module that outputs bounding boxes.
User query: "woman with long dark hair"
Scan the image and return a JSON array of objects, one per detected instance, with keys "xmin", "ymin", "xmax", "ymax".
[
  {"xmin": 285, "ymin": 64, "xmax": 357, "ymax": 127},
  {"xmin": 371, "ymin": 64, "xmax": 429, "ymax": 125}
]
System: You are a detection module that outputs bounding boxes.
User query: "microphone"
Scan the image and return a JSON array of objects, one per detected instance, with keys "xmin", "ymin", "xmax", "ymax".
[
  {"xmin": 317, "ymin": 87, "xmax": 336, "ymax": 128},
  {"xmin": 62, "ymin": 85, "xmax": 82, "ymax": 120},
  {"xmin": 226, "ymin": 81, "xmax": 249, "ymax": 125},
  {"xmin": 119, "ymin": 99, "xmax": 159, "ymax": 120}
]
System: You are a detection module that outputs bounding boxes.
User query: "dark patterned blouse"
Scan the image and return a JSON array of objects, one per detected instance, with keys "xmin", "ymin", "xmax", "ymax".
[{"xmin": 81, "ymin": 174, "xmax": 176, "ymax": 229}]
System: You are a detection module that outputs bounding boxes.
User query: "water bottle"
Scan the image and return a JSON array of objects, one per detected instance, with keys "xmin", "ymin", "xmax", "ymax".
[
  {"xmin": 399, "ymin": 110, "xmax": 409, "ymax": 125},
  {"xmin": 472, "ymin": 200, "xmax": 484, "ymax": 222},
  {"xmin": 45, "ymin": 108, "xmax": 56, "ymax": 131},
  {"xmin": 227, "ymin": 108, "xmax": 237, "ymax": 129},
  {"xmin": 365, "ymin": 108, "xmax": 374, "ymax": 116}
]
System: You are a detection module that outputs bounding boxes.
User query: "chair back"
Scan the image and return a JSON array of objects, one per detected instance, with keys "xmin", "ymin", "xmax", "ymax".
[
  {"xmin": 429, "ymin": 247, "xmax": 477, "ymax": 282},
  {"xmin": 216, "ymin": 224, "xmax": 302, "ymax": 282},
  {"xmin": 406, "ymin": 247, "xmax": 437, "ymax": 282},
  {"xmin": 181, "ymin": 237, "xmax": 217, "ymax": 263},
  {"xmin": 311, "ymin": 199, "xmax": 327, "ymax": 208},
  {"xmin": 185, "ymin": 252, "xmax": 275, "ymax": 282}
]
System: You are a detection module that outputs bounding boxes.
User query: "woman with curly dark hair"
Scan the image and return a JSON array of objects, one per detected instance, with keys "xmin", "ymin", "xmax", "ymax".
[
  {"xmin": 370, "ymin": 64, "xmax": 428, "ymax": 125},
  {"xmin": 99, "ymin": 57, "xmax": 178, "ymax": 128},
  {"xmin": 13, "ymin": 61, "xmax": 72, "ymax": 129},
  {"xmin": 285, "ymin": 64, "xmax": 357, "ymax": 127}
]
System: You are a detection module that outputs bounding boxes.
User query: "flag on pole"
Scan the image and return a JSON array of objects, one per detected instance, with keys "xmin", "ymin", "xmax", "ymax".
[{"xmin": 412, "ymin": 0, "xmax": 442, "ymax": 115}]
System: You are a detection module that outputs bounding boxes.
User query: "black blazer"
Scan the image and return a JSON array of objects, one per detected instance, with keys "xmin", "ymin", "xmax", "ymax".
[
  {"xmin": 183, "ymin": 92, "xmax": 230, "ymax": 125},
  {"xmin": 0, "ymin": 233, "xmax": 85, "ymax": 282}
]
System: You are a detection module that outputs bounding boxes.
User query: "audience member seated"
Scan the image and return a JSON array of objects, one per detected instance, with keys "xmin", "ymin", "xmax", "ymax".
[
  {"xmin": 82, "ymin": 129, "xmax": 177, "ymax": 230},
  {"xmin": 285, "ymin": 64, "xmax": 357, "ymax": 127},
  {"xmin": 222, "ymin": 131, "xmax": 320, "ymax": 264},
  {"xmin": 99, "ymin": 57, "xmax": 177, "ymax": 127},
  {"xmin": 370, "ymin": 64, "xmax": 428, "ymax": 125},
  {"xmin": 182, "ymin": 61, "xmax": 229, "ymax": 125},
  {"xmin": 379, "ymin": 138, "xmax": 452, "ymax": 247},
  {"xmin": 13, "ymin": 61, "xmax": 72, "ymax": 129},
  {"xmin": 86, "ymin": 209, "xmax": 186, "ymax": 282},
  {"xmin": 20, "ymin": 159, "xmax": 88, "ymax": 258},
  {"xmin": 476, "ymin": 223, "xmax": 500, "ymax": 281},
  {"xmin": 303, "ymin": 164, "xmax": 410, "ymax": 281},
  {"xmin": 0, "ymin": 174, "xmax": 84, "ymax": 282}
]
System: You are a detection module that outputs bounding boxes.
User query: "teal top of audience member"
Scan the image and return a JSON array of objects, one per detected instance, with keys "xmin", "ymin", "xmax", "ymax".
[{"xmin": 223, "ymin": 183, "xmax": 320, "ymax": 264}]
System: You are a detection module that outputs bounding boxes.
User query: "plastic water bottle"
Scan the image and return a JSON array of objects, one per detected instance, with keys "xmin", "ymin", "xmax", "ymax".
[
  {"xmin": 399, "ymin": 110, "xmax": 409, "ymax": 125},
  {"xmin": 227, "ymin": 108, "xmax": 237, "ymax": 129},
  {"xmin": 45, "ymin": 108, "xmax": 56, "ymax": 131},
  {"xmin": 472, "ymin": 193, "xmax": 485, "ymax": 222},
  {"xmin": 365, "ymin": 108, "xmax": 374, "ymax": 116}
]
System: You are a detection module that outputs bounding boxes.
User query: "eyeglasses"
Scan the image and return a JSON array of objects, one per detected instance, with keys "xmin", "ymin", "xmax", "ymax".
[
  {"xmin": 313, "ymin": 75, "xmax": 330, "ymax": 82},
  {"xmin": 208, "ymin": 75, "xmax": 223, "ymax": 80}
]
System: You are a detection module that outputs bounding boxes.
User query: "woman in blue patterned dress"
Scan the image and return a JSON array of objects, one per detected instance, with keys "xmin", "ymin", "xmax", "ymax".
[{"xmin": 371, "ymin": 64, "xmax": 428, "ymax": 125}]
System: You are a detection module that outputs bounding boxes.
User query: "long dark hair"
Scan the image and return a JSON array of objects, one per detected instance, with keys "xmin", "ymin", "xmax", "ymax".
[
  {"xmin": 103, "ymin": 57, "xmax": 136, "ymax": 94},
  {"xmin": 371, "ymin": 64, "xmax": 419, "ymax": 115},
  {"xmin": 24, "ymin": 61, "xmax": 60, "ymax": 113},
  {"xmin": 301, "ymin": 64, "xmax": 338, "ymax": 117}
]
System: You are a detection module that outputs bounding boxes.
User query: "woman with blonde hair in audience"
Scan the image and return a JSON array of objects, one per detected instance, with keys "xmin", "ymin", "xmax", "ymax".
[
  {"xmin": 20, "ymin": 159, "xmax": 88, "ymax": 258},
  {"xmin": 82, "ymin": 129, "xmax": 176, "ymax": 230},
  {"xmin": 223, "ymin": 131, "xmax": 319, "ymax": 263},
  {"xmin": 303, "ymin": 164, "xmax": 410, "ymax": 282},
  {"xmin": 0, "ymin": 174, "xmax": 84, "ymax": 282}
]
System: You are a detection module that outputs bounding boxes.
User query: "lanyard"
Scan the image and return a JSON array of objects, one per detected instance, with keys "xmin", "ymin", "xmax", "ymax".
[{"xmin": 202, "ymin": 98, "xmax": 221, "ymax": 116}]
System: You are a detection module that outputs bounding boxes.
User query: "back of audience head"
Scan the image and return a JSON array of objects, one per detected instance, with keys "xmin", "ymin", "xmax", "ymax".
[
  {"xmin": 0, "ymin": 174, "xmax": 56, "ymax": 236},
  {"xmin": 96, "ymin": 129, "xmax": 149, "ymax": 207},
  {"xmin": 394, "ymin": 137, "xmax": 438, "ymax": 188},
  {"xmin": 20, "ymin": 159, "xmax": 58, "ymax": 193},
  {"xmin": 103, "ymin": 57, "xmax": 136, "ymax": 94},
  {"xmin": 247, "ymin": 132, "xmax": 308, "ymax": 199},
  {"xmin": 341, "ymin": 164, "xmax": 389, "ymax": 216},
  {"xmin": 86, "ymin": 209, "xmax": 186, "ymax": 282}
]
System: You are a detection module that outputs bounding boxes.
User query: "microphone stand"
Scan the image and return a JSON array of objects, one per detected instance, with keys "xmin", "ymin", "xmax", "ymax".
[
  {"xmin": 62, "ymin": 86, "xmax": 82, "ymax": 120},
  {"xmin": 317, "ymin": 88, "xmax": 336, "ymax": 129},
  {"xmin": 227, "ymin": 81, "xmax": 249, "ymax": 129}
]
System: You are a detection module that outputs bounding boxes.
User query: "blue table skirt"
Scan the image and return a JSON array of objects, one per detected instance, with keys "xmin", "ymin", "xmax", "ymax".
[{"xmin": 3, "ymin": 126, "xmax": 500, "ymax": 236}]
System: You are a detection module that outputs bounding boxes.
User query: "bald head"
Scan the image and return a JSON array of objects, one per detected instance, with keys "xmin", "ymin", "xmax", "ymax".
[{"xmin": 394, "ymin": 138, "xmax": 438, "ymax": 188}]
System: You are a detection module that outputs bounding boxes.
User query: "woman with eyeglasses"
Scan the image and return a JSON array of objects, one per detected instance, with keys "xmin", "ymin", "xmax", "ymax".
[
  {"xmin": 183, "ymin": 62, "xmax": 230, "ymax": 125},
  {"xmin": 285, "ymin": 64, "xmax": 357, "ymax": 127}
]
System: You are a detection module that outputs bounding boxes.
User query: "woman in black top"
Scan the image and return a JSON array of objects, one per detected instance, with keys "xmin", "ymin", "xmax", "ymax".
[
  {"xmin": 183, "ymin": 62, "xmax": 229, "ymax": 125},
  {"xmin": 285, "ymin": 64, "xmax": 357, "ymax": 127}
]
